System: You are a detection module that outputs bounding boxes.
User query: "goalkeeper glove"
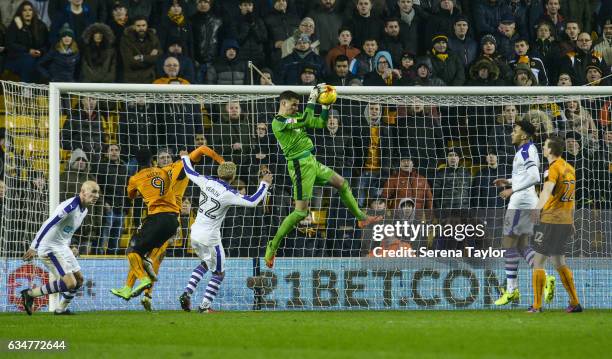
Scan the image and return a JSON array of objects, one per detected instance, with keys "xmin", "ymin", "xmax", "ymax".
[{"xmin": 307, "ymin": 85, "xmax": 320, "ymax": 104}]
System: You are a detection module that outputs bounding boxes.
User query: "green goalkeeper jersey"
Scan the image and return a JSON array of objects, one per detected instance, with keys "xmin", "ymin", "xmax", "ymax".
[{"xmin": 272, "ymin": 103, "xmax": 328, "ymax": 160}]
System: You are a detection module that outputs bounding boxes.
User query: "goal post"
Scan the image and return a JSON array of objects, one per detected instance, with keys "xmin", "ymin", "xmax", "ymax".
[{"xmin": 1, "ymin": 81, "xmax": 611, "ymax": 312}]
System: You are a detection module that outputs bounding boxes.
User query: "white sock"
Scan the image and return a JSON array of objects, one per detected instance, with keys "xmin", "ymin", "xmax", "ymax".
[{"xmin": 507, "ymin": 278, "xmax": 518, "ymax": 292}]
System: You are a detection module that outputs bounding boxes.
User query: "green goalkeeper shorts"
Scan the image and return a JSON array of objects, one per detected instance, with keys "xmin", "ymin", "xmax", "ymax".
[{"xmin": 287, "ymin": 155, "xmax": 335, "ymax": 201}]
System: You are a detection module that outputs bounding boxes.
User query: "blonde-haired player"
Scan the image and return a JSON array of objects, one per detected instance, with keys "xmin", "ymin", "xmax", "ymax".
[
  {"xmin": 529, "ymin": 135, "xmax": 582, "ymax": 313},
  {"xmin": 21, "ymin": 181, "xmax": 100, "ymax": 315},
  {"xmin": 178, "ymin": 158, "xmax": 271, "ymax": 312}
]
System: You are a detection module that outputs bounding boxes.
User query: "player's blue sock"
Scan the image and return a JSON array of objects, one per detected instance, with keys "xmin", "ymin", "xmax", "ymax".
[
  {"xmin": 504, "ymin": 248, "xmax": 520, "ymax": 292},
  {"xmin": 185, "ymin": 264, "xmax": 207, "ymax": 295},
  {"xmin": 32, "ymin": 279, "xmax": 69, "ymax": 297},
  {"xmin": 519, "ymin": 246, "xmax": 536, "ymax": 268},
  {"xmin": 201, "ymin": 274, "xmax": 223, "ymax": 309}
]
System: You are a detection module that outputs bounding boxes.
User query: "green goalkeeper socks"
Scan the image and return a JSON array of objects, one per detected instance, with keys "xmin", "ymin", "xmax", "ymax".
[
  {"xmin": 338, "ymin": 181, "xmax": 366, "ymax": 220},
  {"xmin": 266, "ymin": 209, "xmax": 309, "ymax": 259}
]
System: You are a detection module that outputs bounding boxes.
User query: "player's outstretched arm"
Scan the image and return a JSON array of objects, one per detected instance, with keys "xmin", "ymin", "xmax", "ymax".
[
  {"xmin": 181, "ymin": 155, "xmax": 210, "ymax": 188},
  {"xmin": 189, "ymin": 145, "xmax": 225, "ymax": 164},
  {"xmin": 229, "ymin": 173, "xmax": 272, "ymax": 208}
]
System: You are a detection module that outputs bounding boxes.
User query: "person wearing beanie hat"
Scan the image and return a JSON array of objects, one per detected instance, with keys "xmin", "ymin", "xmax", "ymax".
[
  {"xmin": 59, "ymin": 22, "xmax": 75, "ymax": 39},
  {"xmin": 299, "ymin": 63, "xmax": 318, "ymax": 85},
  {"xmin": 584, "ymin": 63, "xmax": 608, "ymax": 85},
  {"xmin": 448, "ymin": 15, "xmax": 477, "ymax": 68},
  {"xmin": 37, "ymin": 22, "xmax": 80, "ymax": 83},
  {"xmin": 481, "ymin": 34, "xmax": 497, "ymax": 47},
  {"xmin": 476, "ymin": 33, "xmax": 513, "ymax": 83},
  {"xmin": 281, "ymin": 17, "xmax": 320, "ymax": 58},
  {"xmin": 279, "ymin": 30, "xmax": 325, "ymax": 85},
  {"xmin": 428, "ymin": 33, "xmax": 465, "ymax": 85}
]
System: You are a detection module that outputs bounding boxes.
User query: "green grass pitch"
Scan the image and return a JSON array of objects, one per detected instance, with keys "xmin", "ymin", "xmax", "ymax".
[{"xmin": 0, "ymin": 310, "xmax": 610, "ymax": 359}]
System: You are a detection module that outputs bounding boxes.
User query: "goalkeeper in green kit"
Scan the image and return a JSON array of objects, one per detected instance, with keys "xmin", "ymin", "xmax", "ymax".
[{"xmin": 265, "ymin": 85, "xmax": 382, "ymax": 268}]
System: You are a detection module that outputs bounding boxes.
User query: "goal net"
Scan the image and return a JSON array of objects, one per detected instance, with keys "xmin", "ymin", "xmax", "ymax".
[{"xmin": 1, "ymin": 81, "xmax": 610, "ymax": 312}]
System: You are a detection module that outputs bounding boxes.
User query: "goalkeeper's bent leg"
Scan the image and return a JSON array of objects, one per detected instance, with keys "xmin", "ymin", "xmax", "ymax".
[
  {"xmin": 266, "ymin": 209, "xmax": 309, "ymax": 260},
  {"xmin": 338, "ymin": 181, "xmax": 366, "ymax": 220}
]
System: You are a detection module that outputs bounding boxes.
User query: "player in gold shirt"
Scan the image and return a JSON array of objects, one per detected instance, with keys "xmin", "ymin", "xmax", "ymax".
[
  {"xmin": 111, "ymin": 146, "xmax": 224, "ymax": 306},
  {"xmin": 529, "ymin": 136, "xmax": 582, "ymax": 313},
  {"xmin": 111, "ymin": 148, "xmax": 180, "ymax": 299}
]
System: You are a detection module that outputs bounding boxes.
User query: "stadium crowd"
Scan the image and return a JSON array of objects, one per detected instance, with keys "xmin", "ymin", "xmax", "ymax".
[{"xmin": 1, "ymin": 0, "xmax": 611, "ymax": 259}]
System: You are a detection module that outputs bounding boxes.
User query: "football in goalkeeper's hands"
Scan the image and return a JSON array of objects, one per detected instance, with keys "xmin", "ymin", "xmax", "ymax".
[{"xmin": 317, "ymin": 85, "xmax": 337, "ymax": 105}]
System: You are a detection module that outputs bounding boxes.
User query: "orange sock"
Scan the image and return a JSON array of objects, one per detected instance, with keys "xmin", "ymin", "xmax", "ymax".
[
  {"xmin": 126, "ymin": 269, "xmax": 137, "ymax": 288},
  {"xmin": 533, "ymin": 269, "xmax": 546, "ymax": 309},
  {"xmin": 558, "ymin": 265, "xmax": 579, "ymax": 306},
  {"xmin": 127, "ymin": 253, "xmax": 147, "ymax": 280}
]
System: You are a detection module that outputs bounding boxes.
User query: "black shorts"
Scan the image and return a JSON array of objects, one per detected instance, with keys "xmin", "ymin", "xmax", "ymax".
[
  {"xmin": 130, "ymin": 212, "xmax": 179, "ymax": 255},
  {"xmin": 532, "ymin": 223, "xmax": 574, "ymax": 256}
]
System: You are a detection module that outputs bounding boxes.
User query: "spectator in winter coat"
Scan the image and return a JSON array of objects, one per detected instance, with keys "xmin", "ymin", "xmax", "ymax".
[
  {"xmin": 466, "ymin": 57, "xmax": 504, "ymax": 86},
  {"xmin": 206, "ymin": 38, "xmax": 246, "ymax": 84},
  {"xmin": 234, "ymin": 0, "xmax": 268, "ymax": 67},
  {"xmin": 5, "ymin": 1, "xmax": 49, "ymax": 82},
  {"xmin": 433, "ymin": 148, "xmax": 471, "ymax": 209},
  {"xmin": 37, "ymin": 23, "xmax": 80, "ymax": 82},
  {"xmin": 264, "ymin": 0, "xmax": 299, "ymax": 70},
  {"xmin": 428, "ymin": 34, "xmax": 465, "ymax": 86},
  {"xmin": 307, "ymin": 0, "xmax": 342, "ymax": 55},
  {"xmin": 411, "ymin": 56, "xmax": 446, "ymax": 86},
  {"xmin": 80, "ymin": 22, "xmax": 116, "ymax": 82},
  {"xmin": 191, "ymin": 0, "xmax": 222, "ymax": 66},
  {"xmin": 447, "ymin": 15, "xmax": 477, "ymax": 69},
  {"xmin": 326, "ymin": 54, "xmax": 358, "ymax": 85},
  {"xmin": 349, "ymin": 37, "xmax": 377, "ymax": 80},
  {"xmin": 363, "ymin": 50, "xmax": 401, "ymax": 85},
  {"xmin": 281, "ymin": 17, "xmax": 320, "ymax": 58},
  {"xmin": 381, "ymin": 157, "xmax": 433, "ymax": 210},
  {"xmin": 279, "ymin": 33, "xmax": 325, "ymax": 85},
  {"xmin": 120, "ymin": 16, "xmax": 162, "ymax": 83},
  {"xmin": 50, "ymin": 0, "xmax": 94, "ymax": 46},
  {"xmin": 158, "ymin": 0, "xmax": 194, "ymax": 57}
]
